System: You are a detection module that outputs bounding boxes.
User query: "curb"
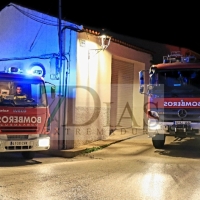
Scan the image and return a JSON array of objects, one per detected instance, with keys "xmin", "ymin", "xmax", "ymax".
[{"xmin": 40, "ymin": 133, "xmax": 145, "ymax": 158}]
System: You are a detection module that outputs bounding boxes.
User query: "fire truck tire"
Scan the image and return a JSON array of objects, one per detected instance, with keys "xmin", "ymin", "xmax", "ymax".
[
  {"xmin": 21, "ymin": 151, "xmax": 35, "ymax": 160},
  {"xmin": 152, "ymin": 134, "xmax": 165, "ymax": 149}
]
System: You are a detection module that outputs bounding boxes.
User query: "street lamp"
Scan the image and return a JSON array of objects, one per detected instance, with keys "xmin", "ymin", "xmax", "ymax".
[
  {"xmin": 98, "ymin": 30, "xmax": 111, "ymax": 50},
  {"xmin": 88, "ymin": 29, "xmax": 112, "ymax": 59}
]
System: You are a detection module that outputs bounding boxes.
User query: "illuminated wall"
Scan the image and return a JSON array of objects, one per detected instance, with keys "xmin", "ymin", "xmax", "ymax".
[
  {"xmin": 74, "ymin": 33, "xmax": 111, "ymax": 147},
  {"xmin": 76, "ymin": 32, "xmax": 152, "ymax": 147}
]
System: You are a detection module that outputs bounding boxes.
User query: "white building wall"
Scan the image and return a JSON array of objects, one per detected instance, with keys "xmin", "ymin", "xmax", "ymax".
[
  {"xmin": 74, "ymin": 33, "xmax": 111, "ymax": 147},
  {"xmin": 76, "ymin": 32, "xmax": 152, "ymax": 147}
]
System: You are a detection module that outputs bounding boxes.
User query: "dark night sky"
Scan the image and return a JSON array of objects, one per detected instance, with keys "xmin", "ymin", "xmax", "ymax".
[{"xmin": 1, "ymin": 0, "xmax": 200, "ymax": 54}]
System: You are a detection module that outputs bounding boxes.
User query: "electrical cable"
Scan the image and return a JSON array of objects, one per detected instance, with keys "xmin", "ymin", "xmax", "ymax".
[
  {"xmin": 0, "ymin": 53, "xmax": 59, "ymax": 61},
  {"xmin": 9, "ymin": 3, "xmax": 82, "ymax": 31}
]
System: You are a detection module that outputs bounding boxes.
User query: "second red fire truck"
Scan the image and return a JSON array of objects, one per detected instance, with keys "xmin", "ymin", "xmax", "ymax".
[{"xmin": 139, "ymin": 51, "xmax": 200, "ymax": 149}]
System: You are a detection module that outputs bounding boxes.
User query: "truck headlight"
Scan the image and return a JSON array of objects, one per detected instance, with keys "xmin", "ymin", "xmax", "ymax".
[{"xmin": 38, "ymin": 138, "xmax": 50, "ymax": 147}]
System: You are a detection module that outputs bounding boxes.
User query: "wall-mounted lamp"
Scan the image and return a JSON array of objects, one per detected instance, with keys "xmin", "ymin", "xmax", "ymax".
[
  {"xmin": 98, "ymin": 34, "xmax": 111, "ymax": 50},
  {"xmin": 98, "ymin": 29, "xmax": 111, "ymax": 50},
  {"xmin": 88, "ymin": 29, "xmax": 112, "ymax": 59}
]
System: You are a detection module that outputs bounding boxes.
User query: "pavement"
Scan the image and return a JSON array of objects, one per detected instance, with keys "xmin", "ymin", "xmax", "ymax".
[{"xmin": 42, "ymin": 128, "xmax": 147, "ymax": 158}]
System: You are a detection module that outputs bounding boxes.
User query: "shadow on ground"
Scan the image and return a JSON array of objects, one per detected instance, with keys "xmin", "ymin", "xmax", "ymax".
[
  {"xmin": 0, "ymin": 152, "xmax": 51, "ymax": 167},
  {"xmin": 155, "ymin": 138, "xmax": 200, "ymax": 159}
]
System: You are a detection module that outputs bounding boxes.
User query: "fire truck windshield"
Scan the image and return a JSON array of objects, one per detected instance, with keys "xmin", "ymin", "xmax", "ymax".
[
  {"xmin": 151, "ymin": 69, "xmax": 200, "ymax": 97},
  {"xmin": 0, "ymin": 78, "xmax": 47, "ymax": 107}
]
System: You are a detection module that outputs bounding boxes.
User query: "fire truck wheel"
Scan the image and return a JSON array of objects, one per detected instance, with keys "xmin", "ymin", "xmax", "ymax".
[
  {"xmin": 152, "ymin": 134, "xmax": 165, "ymax": 149},
  {"xmin": 21, "ymin": 151, "xmax": 35, "ymax": 160}
]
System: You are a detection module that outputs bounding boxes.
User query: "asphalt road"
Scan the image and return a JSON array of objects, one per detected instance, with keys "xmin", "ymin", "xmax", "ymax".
[{"xmin": 1, "ymin": 134, "xmax": 200, "ymax": 200}]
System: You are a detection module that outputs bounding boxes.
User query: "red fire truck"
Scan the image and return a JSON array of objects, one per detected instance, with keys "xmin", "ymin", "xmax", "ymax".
[
  {"xmin": 139, "ymin": 51, "xmax": 200, "ymax": 149},
  {"xmin": 0, "ymin": 67, "xmax": 55, "ymax": 159}
]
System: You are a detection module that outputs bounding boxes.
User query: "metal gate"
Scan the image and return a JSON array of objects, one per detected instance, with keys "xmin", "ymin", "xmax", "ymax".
[{"xmin": 110, "ymin": 58, "xmax": 134, "ymax": 130}]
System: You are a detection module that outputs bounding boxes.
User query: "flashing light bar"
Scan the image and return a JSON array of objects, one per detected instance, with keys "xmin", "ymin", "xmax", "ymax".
[
  {"xmin": 26, "ymin": 65, "xmax": 44, "ymax": 77},
  {"xmin": 163, "ymin": 51, "xmax": 197, "ymax": 63},
  {"xmin": 8, "ymin": 67, "xmax": 23, "ymax": 73}
]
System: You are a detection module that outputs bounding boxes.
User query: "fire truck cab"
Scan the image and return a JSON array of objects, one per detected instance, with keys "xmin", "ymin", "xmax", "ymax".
[
  {"xmin": 0, "ymin": 67, "xmax": 55, "ymax": 159},
  {"xmin": 139, "ymin": 51, "xmax": 200, "ymax": 149}
]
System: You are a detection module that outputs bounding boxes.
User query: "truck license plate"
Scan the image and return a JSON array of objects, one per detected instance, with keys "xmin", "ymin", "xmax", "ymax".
[
  {"xmin": 175, "ymin": 121, "xmax": 191, "ymax": 125},
  {"xmin": 10, "ymin": 141, "xmax": 28, "ymax": 146}
]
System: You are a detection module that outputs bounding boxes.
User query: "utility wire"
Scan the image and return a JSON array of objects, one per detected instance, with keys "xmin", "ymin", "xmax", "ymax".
[{"xmin": 9, "ymin": 3, "xmax": 82, "ymax": 31}]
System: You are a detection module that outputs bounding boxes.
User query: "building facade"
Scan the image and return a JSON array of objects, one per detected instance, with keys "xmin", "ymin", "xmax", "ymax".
[{"xmin": 0, "ymin": 3, "xmax": 197, "ymax": 150}]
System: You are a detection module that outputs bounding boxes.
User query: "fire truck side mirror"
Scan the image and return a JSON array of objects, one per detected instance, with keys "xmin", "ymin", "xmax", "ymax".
[
  {"xmin": 139, "ymin": 71, "xmax": 145, "ymax": 94},
  {"xmin": 51, "ymin": 86, "xmax": 56, "ymax": 99}
]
